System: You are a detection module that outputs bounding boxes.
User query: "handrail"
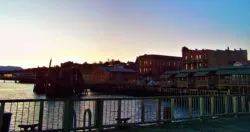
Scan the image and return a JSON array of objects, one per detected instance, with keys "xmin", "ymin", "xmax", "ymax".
[
  {"xmin": 0, "ymin": 94, "xmax": 250, "ymax": 102},
  {"xmin": 0, "ymin": 95, "xmax": 250, "ymax": 131}
]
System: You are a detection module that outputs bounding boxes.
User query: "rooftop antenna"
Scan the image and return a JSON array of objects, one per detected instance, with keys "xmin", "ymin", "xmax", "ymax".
[{"xmin": 49, "ymin": 58, "xmax": 52, "ymax": 68}]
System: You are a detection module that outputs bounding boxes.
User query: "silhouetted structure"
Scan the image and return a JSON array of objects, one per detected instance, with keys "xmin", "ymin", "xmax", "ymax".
[
  {"xmin": 90, "ymin": 66, "xmax": 138, "ymax": 83},
  {"xmin": 33, "ymin": 64, "xmax": 85, "ymax": 97}
]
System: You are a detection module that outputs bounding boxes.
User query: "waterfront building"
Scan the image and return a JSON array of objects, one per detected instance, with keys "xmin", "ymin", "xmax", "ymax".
[
  {"xmin": 136, "ymin": 54, "xmax": 182, "ymax": 80},
  {"xmin": 79, "ymin": 64, "xmax": 99, "ymax": 83},
  {"xmin": 90, "ymin": 66, "xmax": 138, "ymax": 84},
  {"xmin": 182, "ymin": 46, "xmax": 248, "ymax": 70},
  {"xmin": 161, "ymin": 65, "xmax": 250, "ymax": 95}
]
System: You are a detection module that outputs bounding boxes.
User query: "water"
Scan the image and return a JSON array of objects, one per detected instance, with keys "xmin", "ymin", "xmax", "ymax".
[
  {"xmin": 0, "ymin": 80, "xmax": 43, "ymax": 99},
  {"xmin": 0, "ymin": 80, "xmax": 128, "ymax": 99}
]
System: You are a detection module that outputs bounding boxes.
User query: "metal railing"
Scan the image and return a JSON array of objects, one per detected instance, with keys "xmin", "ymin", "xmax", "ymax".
[{"xmin": 0, "ymin": 95, "xmax": 250, "ymax": 131}]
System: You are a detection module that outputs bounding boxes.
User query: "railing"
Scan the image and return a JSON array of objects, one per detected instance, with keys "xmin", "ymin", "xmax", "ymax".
[
  {"xmin": 219, "ymin": 79, "xmax": 250, "ymax": 87},
  {"xmin": 196, "ymin": 80, "xmax": 208, "ymax": 87},
  {"xmin": 176, "ymin": 81, "xmax": 188, "ymax": 88},
  {"xmin": 0, "ymin": 95, "xmax": 250, "ymax": 131}
]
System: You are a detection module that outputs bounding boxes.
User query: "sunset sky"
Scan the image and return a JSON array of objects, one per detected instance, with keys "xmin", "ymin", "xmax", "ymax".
[{"xmin": 0, "ymin": 0, "xmax": 249, "ymax": 68}]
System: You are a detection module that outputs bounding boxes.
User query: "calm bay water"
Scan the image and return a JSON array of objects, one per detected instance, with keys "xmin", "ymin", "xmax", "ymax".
[
  {"xmin": 0, "ymin": 80, "xmax": 127, "ymax": 99},
  {"xmin": 0, "ymin": 80, "xmax": 44, "ymax": 99}
]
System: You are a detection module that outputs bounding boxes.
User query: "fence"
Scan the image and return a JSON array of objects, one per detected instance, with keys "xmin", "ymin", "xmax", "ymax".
[{"xmin": 0, "ymin": 95, "xmax": 249, "ymax": 131}]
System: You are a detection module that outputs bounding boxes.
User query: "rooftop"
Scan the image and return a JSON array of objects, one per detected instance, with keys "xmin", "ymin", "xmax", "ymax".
[
  {"xmin": 182, "ymin": 46, "xmax": 247, "ymax": 53},
  {"xmin": 137, "ymin": 54, "xmax": 182, "ymax": 59},
  {"xmin": 104, "ymin": 66, "xmax": 137, "ymax": 73}
]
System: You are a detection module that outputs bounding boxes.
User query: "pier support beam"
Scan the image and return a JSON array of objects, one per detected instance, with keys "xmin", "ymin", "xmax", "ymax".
[
  {"xmin": 188, "ymin": 97, "xmax": 192, "ymax": 118},
  {"xmin": 224, "ymin": 96, "xmax": 229, "ymax": 115},
  {"xmin": 233, "ymin": 96, "xmax": 238, "ymax": 116},
  {"xmin": 95, "ymin": 99, "xmax": 103, "ymax": 132},
  {"xmin": 0, "ymin": 102, "xmax": 5, "ymax": 131},
  {"xmin": 63, "ymin": 100, "xmax": 74, "ymax": 132},
  {"xmin": 170, "ymin": 98, "xmax": 175, "ymax": 121},
  {"xmin": 140, "ymin": 100, "xmax": 145, "ymax": 124},
  {"xmin": 211, "ymin": 96, "xmax": 214, "ymax": 116},
  {"xmin": 156, "ymin": 98, "xmax": 161, "ymax": 125},
  {"xmin": 117, "ymin": 99, "xmax": 122, "ymax": 127},
  {"xmin": 38, "ymin": 101, "xmax": 44, "ymax": 131},
  {"xmin": 241, "ymin": 96, "xmax": 246, "ymax": 112},
  {"xmin": 199, "ymin": 97, "xmax": 204, "ymax": 119}
]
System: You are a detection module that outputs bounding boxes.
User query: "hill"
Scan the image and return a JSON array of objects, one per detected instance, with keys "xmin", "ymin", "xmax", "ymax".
[{"xmin": 0, "ymin": 66, "xmax": 22, "ymax": 73}]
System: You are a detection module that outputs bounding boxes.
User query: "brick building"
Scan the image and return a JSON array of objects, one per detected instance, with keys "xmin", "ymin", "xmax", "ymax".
[
  {"xmin": 182, "ymin": 47, "xmax": 248, "ymax": 70},
  {"xmin": 136, "ymin": 54, "xmax": 182, "ymax": 79}
]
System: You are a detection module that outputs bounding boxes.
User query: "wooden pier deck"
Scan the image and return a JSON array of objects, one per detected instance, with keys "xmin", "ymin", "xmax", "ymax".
[{"xmin": 113, "ymin": 116, "xmax": 250, "ymax": 132}]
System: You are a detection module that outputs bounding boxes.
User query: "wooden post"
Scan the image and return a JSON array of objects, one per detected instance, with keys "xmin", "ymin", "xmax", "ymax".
[
  {"xmin": 241, "ymin": 96, "xmax": 246, "ymax": 112},
  {"xmin": 95, "ymin": 99, "xmax": 103, "ymax": 132},
  {"xmin": 141, "ymin": 99, "xmax": 145, "ymax": 123},
  {"xmin": 156, "ymin": 98, "xmax": 161, "ymax": 125},
  {"xmin": 211, "ymin": 96, "xmax": 214, "ymax": 116},
  {"xmin": 224, "ymin": 96, "xmax": 228, "ymax": 115},
  {"xmin": 218, "ymin": 74, "xmax": 220, "ymax": 90},
  {"xmin": 117, "ymin": 100, "xmax": 121, "ymax": 127},
  {"xmin": 248, "ymin": 101, "xmax": 250, "ymax": 113},
  {"xmin": 233, "ymin": 96, "xmax": 238, "ymax": 116},
  {"xmin": 199, "ymin": 97, "xmax": 204, "ymax": 118},
  {"xmin": 170, "ymin": 98, "xmax": 175, "ymax": 121},
  {"xmin": 0, "ymin": 102, "xmax": 5, "ymax": 131},
  {"xmin": 188, "ymin": 97, "xmax": 192, "ymax": 118},
  {"xmin": 63, "ymin": 100, "xmax": 73, "ymax": 132},
  {"xmin": 38, "ymin": 101, "xmax": 44, "ymax": 131}
]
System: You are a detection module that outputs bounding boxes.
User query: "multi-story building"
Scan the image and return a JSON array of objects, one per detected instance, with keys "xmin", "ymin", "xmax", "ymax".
[
  {"xmin": 160, "ymin": 65, "xmax": 250, "ymax": 95},
  {"xmin": 182, "ymin": 47, "xmax": 248, "ymax": 70},
  {"xmin": 136, "ymin": 54, "xmax": 182, "ymax": 79}
]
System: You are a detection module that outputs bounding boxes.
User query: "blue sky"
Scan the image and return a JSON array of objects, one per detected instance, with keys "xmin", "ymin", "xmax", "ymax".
[{"xmin": 0, "ymin": 0, "xmax": 249, "ymax": 68}]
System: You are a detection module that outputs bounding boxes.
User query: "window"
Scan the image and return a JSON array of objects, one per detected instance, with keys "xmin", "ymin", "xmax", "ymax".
[
  {"xmin": 196, "ymin": 55, "xmax": 199, "ymax": 60},
  {"xmin": 185, "ymin": 64, "xmax": 188, "ymax": 70},
  {"xmin": 185, "ymin": 56, "xmax": 188, "ymax": 60},
  {"xmin": 149, "ymin": 60, "xmax": 152, "ymax": 65},
  {"xmin": 191, "ymin": 64, "xmax": 193, "ymax": 70}
]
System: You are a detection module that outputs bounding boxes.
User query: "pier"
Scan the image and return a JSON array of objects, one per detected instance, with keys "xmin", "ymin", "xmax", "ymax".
[{"xmin": 0, "ymin": 95, "xmax": 250, "ymax": 131}]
